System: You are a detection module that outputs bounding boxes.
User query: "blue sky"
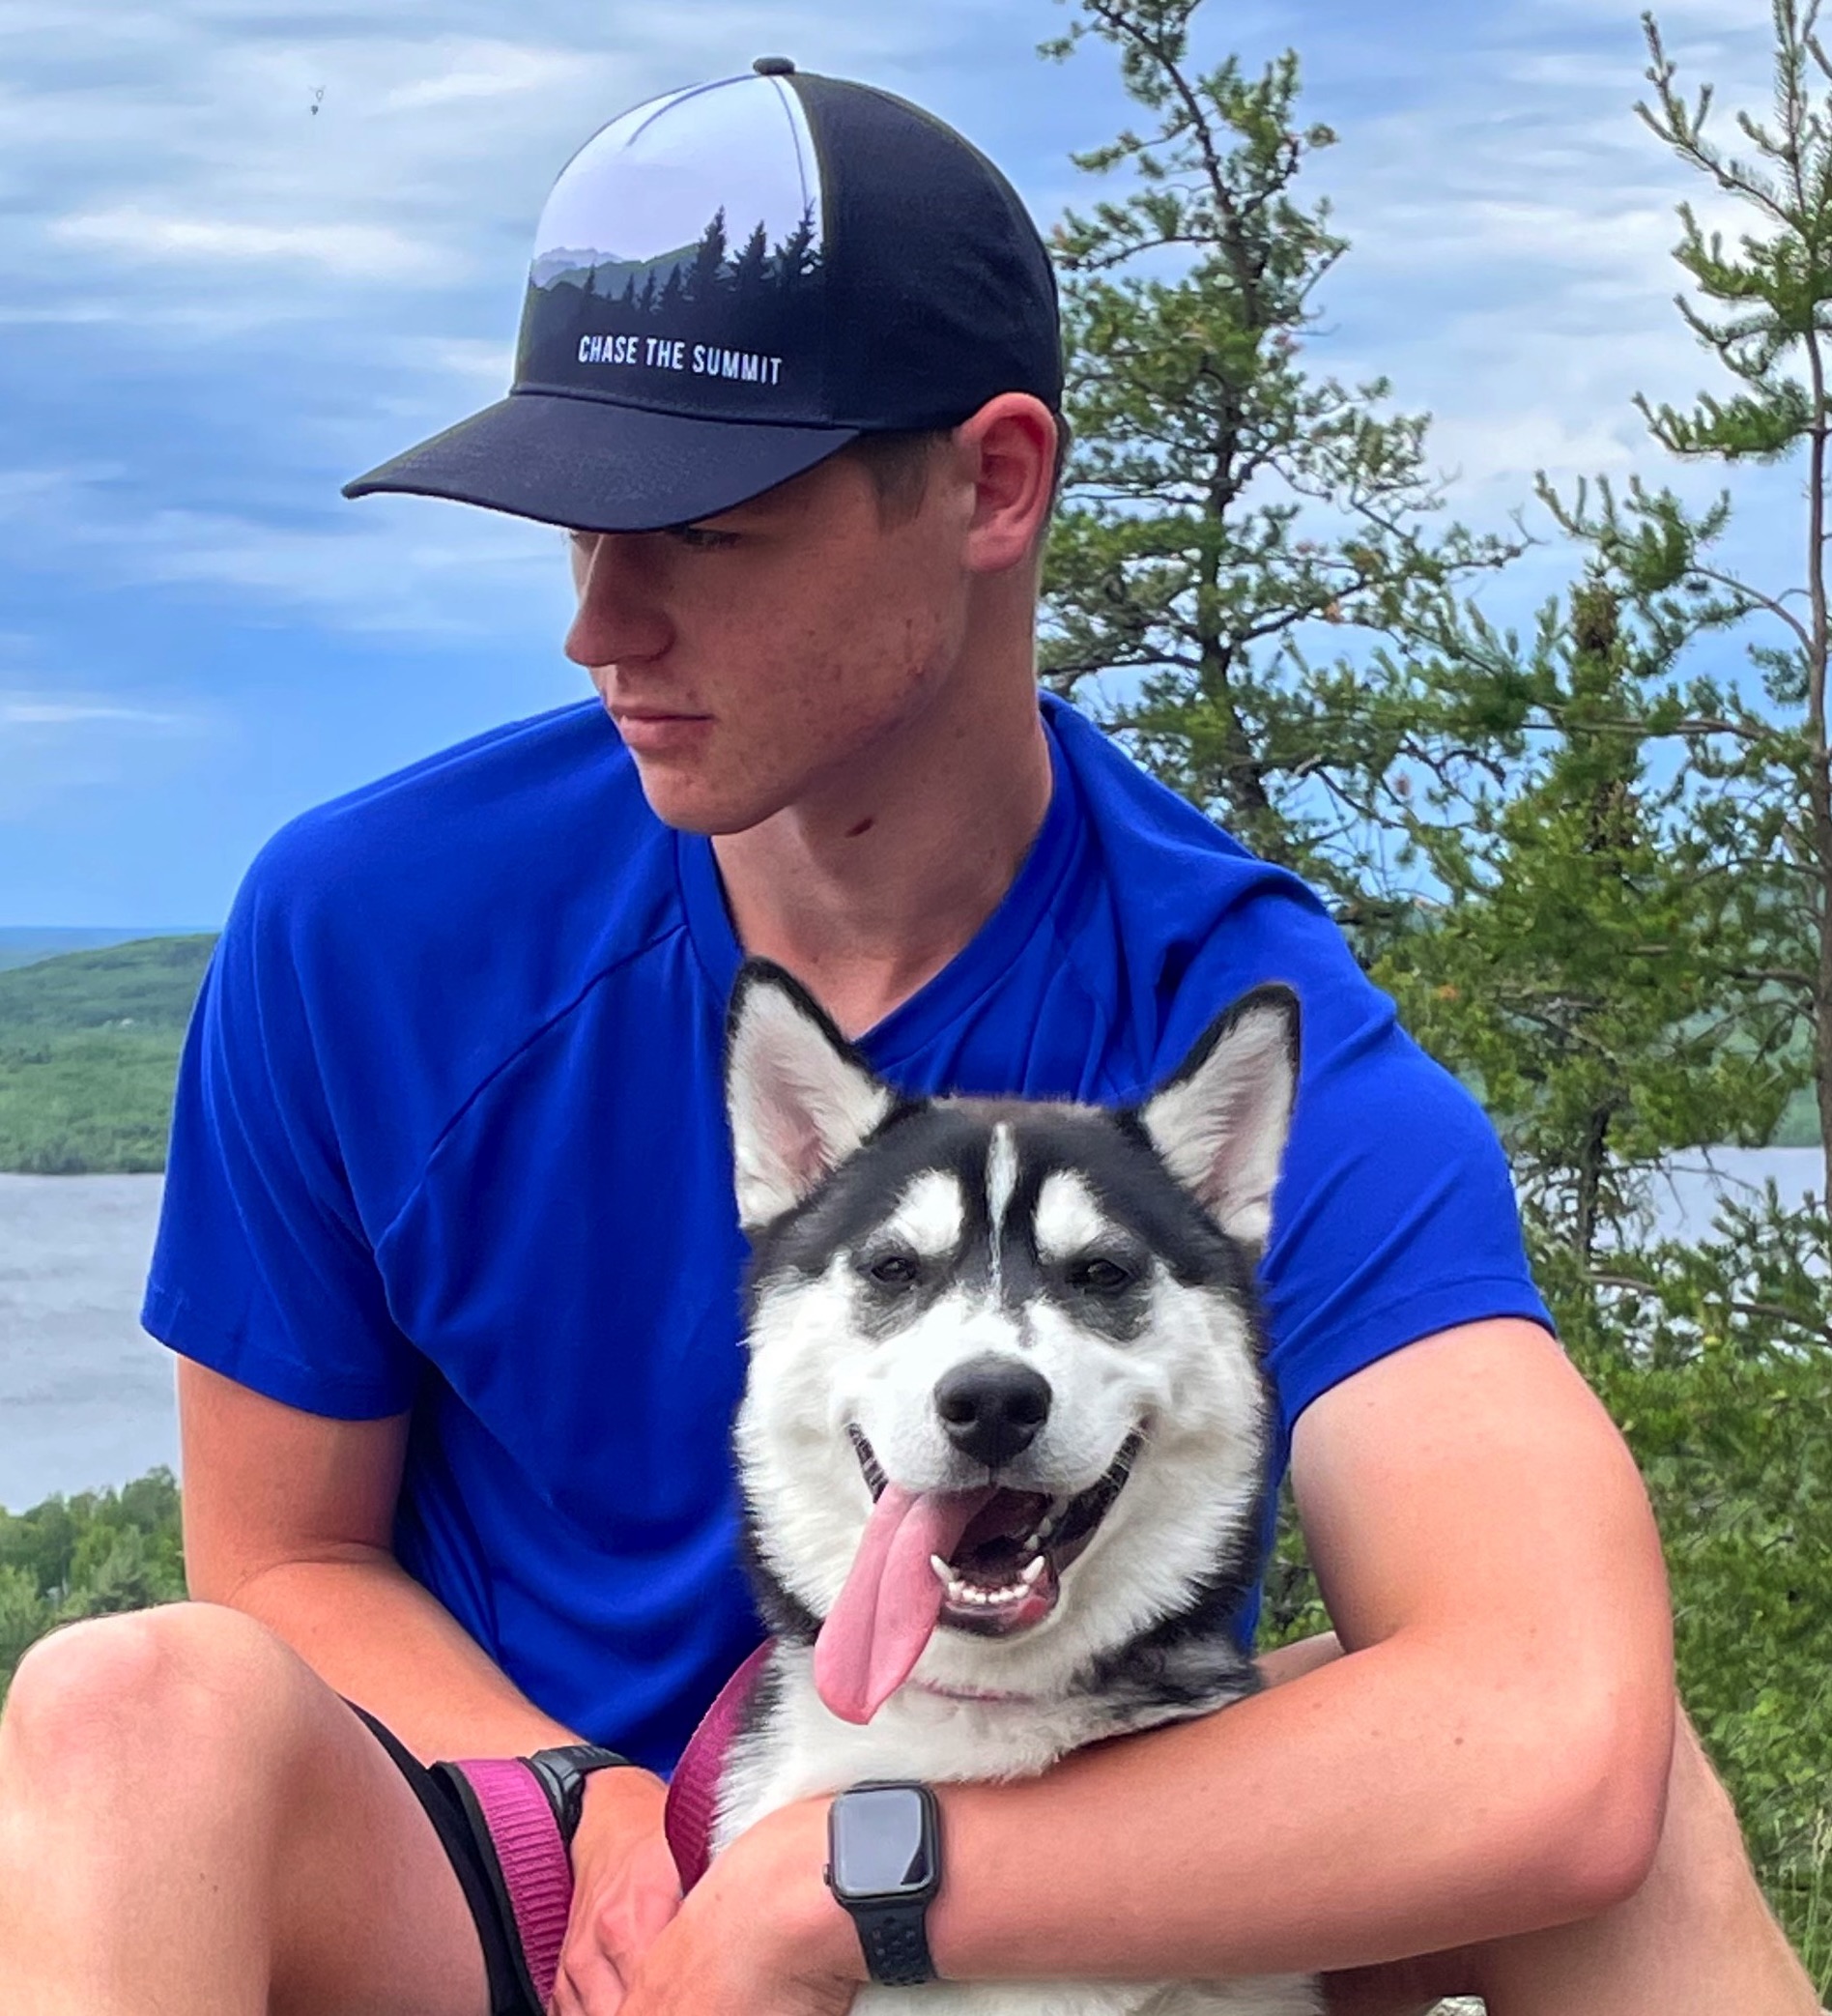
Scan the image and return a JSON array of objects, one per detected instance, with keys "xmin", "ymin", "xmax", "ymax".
[{"xmin": 0, "ymin": 0, "xmax": 1783, "ymax": 927}]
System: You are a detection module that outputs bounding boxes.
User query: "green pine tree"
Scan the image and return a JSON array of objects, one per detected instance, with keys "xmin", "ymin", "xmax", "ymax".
[
  {"xmin": 1377, "ymin": 576, "xmax": 1792, "ymax": 1263},
  {"xmin": 1543, "ymin": 0, "xmax": 1832, "ymax": 1197},
  {"xmin": 1364, "ymin": 16, "xmax": 1832, "ymax": 1974},
  {"xmin": 1037, "ymin": 0, "xmax": 1516, "ymax": 901}
]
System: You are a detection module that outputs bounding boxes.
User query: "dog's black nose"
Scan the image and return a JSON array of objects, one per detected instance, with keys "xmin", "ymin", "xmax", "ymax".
[{"xmin": 934, "ymin": 1357, "xmax": 1052, "ymax": 1470}]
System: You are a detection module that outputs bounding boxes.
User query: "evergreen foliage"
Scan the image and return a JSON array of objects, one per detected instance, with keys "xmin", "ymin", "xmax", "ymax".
[
  {"xmin": 1051, "ymin": 2, "xmax": 1828, "ymax": 1986},
  {"xmin": 1376, "ymin": 574, "xmax": 1798, "ymax": 1257},
  {"xmin": 1038, "ymin": 0, "xmax": 1517, "ymax": 895},
  {"xmin": 1540, "ymin": 0, "xmax": 1832, "ymax": 1203},
  {"xmin": 0, "ymin": 935, "xmax": 214, "ymax": 1035}
]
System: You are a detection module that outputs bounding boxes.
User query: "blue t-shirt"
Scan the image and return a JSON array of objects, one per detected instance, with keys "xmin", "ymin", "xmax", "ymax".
[{"xmin": 144, "ymin": 693, "xmax": 1548, "ymax": 1771}]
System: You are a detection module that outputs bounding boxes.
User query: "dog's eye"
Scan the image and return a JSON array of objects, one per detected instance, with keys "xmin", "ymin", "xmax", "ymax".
[
  {"xmin": 1069, "ymin": 1255, "xmax": 1135, "ymax": 1295},
  {"xmin": 865, "ymin": 1252, "xmax": 921, "ymax": 1290}
]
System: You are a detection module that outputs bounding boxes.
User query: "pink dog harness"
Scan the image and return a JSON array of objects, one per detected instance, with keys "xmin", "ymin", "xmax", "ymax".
[
  {"xmin": 436, "ymin": 1642, "xmax": 774, "ymax": 2006},
  {"xmin": 440, "ymin": 1755, "xmax": 578, "ymax": 2009},
  {"xmin": 661, "ymin": 1640, "xmax": 775, "ymax": 1891}
]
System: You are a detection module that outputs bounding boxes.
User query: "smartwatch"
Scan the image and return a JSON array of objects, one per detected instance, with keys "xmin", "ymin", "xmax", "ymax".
[
  {"xmin": 823, "ymin": 1780, "xmax": 942, "ymax": 1987},
  {"xmin": 523, "ymin": 1742, "xmax": 634, "ymax": 1846}
]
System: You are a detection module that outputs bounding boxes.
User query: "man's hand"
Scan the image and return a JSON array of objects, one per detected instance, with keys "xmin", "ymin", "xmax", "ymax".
[
  {"xmin": 549, "ymin": 1767, "xmax": 682, "ymax": 2015},
  {"xmin": 614, "ymin": 1795, "xmax": 862, "ymax": 2016}
]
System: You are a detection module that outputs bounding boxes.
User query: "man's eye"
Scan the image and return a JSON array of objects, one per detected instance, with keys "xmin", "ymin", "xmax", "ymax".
[
  {"xmin": 1068, "ymin": 1255, "xmax": 1135, "ymax": 1295},
  {"xmin": 669, "ymin": 525, "xmax": 740, "ymax": 551},
  {"xmin": 864, "ymin": 1252, "xmax": 921, "ymax": 1290}
]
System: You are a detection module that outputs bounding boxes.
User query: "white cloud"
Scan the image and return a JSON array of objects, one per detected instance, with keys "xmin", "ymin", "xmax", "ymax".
[
  {"xmin": 1, "ymin": 4, "xmax": 982, "ymax": 328},
  {"xmin": 0, "ymin": 458, "xmax": 568, "ymax": 639},
  {"xmin": 126, "ymin": 503, "xmax": 566, "ymax": 636},
  {"xmin": 0, "ymin": 698, "xmax": 197, "ymax": 730},
  {"xmin": 419, "ymin": 336, "xmax": 518, "ymax": 386},
  {"xmin": 381, "ymin": 41, "xmax": 587, "ymax": 112},
  {"xmin": 0, "ymin": 683, "xmax": 217, "ymax": 821},
  {"xmin": 0, "ymin": 0, "xmax": 1814, "ymax": 644},
  {"xmin": 49, "ymin": 206, "xmax": 440, "ymax": 280}
]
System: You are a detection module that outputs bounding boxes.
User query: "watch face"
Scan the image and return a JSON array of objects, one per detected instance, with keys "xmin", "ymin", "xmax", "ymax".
[{"xmin": 830, "ymin": 1786, "xmax": 935, "ymax": 1901}]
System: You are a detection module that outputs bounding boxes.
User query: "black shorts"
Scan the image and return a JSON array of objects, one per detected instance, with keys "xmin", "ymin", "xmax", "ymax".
[{"xmin": 347, "ymin": 1702, "xmax": 546, "ymax": 2016}]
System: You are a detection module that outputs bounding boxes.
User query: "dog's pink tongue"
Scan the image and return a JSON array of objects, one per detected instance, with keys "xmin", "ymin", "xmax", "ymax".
[{"xmin": 815, "ymin": 1483, "xmax": 994, "ymax": 1724}]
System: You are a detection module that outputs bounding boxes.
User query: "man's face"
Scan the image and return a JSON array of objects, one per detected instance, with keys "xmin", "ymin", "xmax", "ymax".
[{"xmin": 564, "ymin": 443, "xmax": 976, "ymax": 835}]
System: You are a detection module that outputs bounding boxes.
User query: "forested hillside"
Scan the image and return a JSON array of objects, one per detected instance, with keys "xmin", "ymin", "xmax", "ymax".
[
  {"xmin": 0, "ymin": 936, "xmax": 215, "ymax": 1173},
  {"xmin": 0, "ymin": 929, "xmax": 183, "ymax": 974}
]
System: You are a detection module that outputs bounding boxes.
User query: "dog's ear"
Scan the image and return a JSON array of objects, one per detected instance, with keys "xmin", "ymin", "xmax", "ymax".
[
  {"xmin": 1138, "ymin": 984, "xmax": 1300, "ymax": 1254},
  {"xmin": 726, "ymin": 961, "xmax": 895, "ymax": 1233}
]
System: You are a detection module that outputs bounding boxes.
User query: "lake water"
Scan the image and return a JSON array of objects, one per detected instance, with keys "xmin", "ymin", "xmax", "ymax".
[
  {"xmin": 0, "ymin": 1174, "xmax": 177, "ymax": 1512},
  {"xmin": 0, "ymin": 1152, "xmax": 1824, "ymax": 1513}
]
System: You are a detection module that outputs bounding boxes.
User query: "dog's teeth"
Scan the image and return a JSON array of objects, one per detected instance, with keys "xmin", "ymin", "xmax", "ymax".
[
  {"xmin": 930, "ymin": 1554, "xmax": 954, "ymax": 1588},
  {"xmin": 1020, "ymin": 1555, "xmax": 1045, "ymax": 1585}
]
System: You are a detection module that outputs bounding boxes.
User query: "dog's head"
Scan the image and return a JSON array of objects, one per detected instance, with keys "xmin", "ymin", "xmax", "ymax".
[{"xmin": 724, "ymin": 962, "xmax": 1299, "ymax": 1724}]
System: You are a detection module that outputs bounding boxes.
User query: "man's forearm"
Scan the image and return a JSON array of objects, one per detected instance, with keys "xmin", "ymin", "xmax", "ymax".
[
  {"xmin": 905, "ymin": 1627, "xmax": 1672, "ymax": 1983},
  {"xmin": 215, "ymin": 1547, "xmax": 587, "ymax": 1762},
  {"xmin": 206, "ymin": 1548, "xmax": 673, "ymax": 1916}
]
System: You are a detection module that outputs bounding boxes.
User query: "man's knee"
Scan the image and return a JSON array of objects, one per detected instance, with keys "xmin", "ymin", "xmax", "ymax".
[
  {"xmin": 1, "ymin": 1602, "xmax": 306, "ymax": 1815},
  {"xmin": 1646, "ymin": 1709, "xmax": 1772, "ymax": 1926}
]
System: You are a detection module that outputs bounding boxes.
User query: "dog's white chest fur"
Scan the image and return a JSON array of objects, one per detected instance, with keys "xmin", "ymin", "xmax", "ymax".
[{"xmin": 710, "ymin": 1645, "xmax": 1320, "ymax": 2016}]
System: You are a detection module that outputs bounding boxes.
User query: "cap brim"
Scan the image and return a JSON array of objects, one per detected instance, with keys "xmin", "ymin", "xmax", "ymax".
[{"xmin": 341, "ymin": 389, "xmax": 861, "ymax": 533}]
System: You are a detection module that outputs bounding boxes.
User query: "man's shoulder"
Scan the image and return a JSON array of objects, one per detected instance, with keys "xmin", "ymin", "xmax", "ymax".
[
  {"xmin": 262, "ymin": 699, "xmax": 639, "ymax": 877},
  {"xmin": 1041, "ymin": 696, "xmax": 1360, "ymax": 1025},
  {"xmin": 243, "ymin": 702, "xmax": 668, "ymax": 948},
  {"xmin": 224, "ymin": 702, "xmax": 684, "ymax": 1060}
]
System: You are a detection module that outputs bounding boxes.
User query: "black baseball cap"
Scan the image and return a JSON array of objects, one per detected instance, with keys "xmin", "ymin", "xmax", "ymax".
[{"xmin": 343, "ymin": 60, "xmax": 1062, "ymax": 533}]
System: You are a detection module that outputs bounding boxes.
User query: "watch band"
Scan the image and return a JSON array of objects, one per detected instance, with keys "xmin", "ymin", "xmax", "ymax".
[
  {"xmin": 523, "ymin": 1742, "xmax": 634, "ymax": 1844},
  {"xmin": 825, "ymin": 1781, "xmax": 942, "ymax": 1988},
  {"xmin": 849, "ymin": 1898, "xmax": 938, "ymax": 1986}
]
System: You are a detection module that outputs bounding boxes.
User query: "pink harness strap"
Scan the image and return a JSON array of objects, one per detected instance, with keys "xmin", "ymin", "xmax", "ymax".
[
  {"xmin": 444, "ymin": 1756, "xmax": 574, "ymax": 2009},
  {"xmin": 663, "ymin": 1640, "xmax": 774, "ymax": 1892}
]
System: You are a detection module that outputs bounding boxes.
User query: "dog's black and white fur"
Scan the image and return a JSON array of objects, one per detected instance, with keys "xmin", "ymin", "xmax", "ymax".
[{"xmin": 712, "ymin": 962, "xmax": 1322, "ymax": 2015}]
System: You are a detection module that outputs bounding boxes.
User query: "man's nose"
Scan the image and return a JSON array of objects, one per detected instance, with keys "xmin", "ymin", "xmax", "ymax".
[{"xmin": 563, "ymin": 533, "xmax": 673, "ymax": 670}]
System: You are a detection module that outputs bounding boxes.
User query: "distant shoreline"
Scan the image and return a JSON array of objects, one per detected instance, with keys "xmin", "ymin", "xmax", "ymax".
[{"xmin": 0, "ymin": 934, "xmax": 1819, "ymax": 1174}]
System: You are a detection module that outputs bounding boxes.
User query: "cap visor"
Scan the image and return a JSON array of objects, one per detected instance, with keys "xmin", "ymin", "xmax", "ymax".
[{"xmin": 342, "ymin": 389, "xmax": 860, "ymax": 533}]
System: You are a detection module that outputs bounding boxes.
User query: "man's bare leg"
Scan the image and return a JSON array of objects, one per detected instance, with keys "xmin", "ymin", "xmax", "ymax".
[
  {"xmin": 1258, "ymin": 1635, "xmax": 1822, "ymax": 2016},
  {"xmin": 1462, "ymin": 1708, "xmax": 1821, "ymax": 2015},
  {"xmin": 0, "ymin": 1601, "xmax": 491, "ymax": 2016}
]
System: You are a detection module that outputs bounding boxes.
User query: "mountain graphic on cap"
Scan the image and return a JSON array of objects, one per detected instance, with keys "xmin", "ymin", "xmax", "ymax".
[{"xmin": 344, "ymin": 65, "xmax": 1062, "ymax": 533}]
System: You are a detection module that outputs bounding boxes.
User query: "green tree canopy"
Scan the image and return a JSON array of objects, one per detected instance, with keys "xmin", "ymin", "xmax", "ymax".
[{"xmin": 1039, "ymin": 0, "xmax": 1515, "ymax": 900}]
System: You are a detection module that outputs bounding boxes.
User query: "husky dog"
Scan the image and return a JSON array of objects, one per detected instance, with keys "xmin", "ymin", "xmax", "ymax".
[{"xmin": 713, "ymin": 962, "xmax": 1322, "ymax": 2016}]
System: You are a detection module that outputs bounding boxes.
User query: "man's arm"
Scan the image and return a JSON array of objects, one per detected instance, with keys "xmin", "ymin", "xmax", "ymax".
[
  {"xmin": 177, "ymin": 1359, "xmax": 668, "ymax": 1847},
  {"xmin": 180, "ymin": 1358, "xmax": 577, "ymax": 1756},
  {"xmin": 710, "ymin": 1317, "xmax": 1675, "ymax": 1990}
]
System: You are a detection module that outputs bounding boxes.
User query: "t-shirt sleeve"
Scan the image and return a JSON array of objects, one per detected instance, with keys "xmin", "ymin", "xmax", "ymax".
[
  {"xmin": 1151, "ymin": 890, "xmax": 1553, "ymax": 1434},
  {"xmin": 141, "ymin": 845, "xmax": 421, "ymax": 1419}
]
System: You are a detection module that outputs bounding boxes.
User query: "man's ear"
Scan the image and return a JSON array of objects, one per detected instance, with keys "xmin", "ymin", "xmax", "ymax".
[
  {"xmin": 725, "ymin": 961, "xmax": 894, "ymax": 1233},
  {"xmin": 1138, "ymin": 985, "xmax": 1301, "ymax": 1254},
  {"xmin": 958, "ymin": 393, "xmax": 1059, "ymax": 576}
]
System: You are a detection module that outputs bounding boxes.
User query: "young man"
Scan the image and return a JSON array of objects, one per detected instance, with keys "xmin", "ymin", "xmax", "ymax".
[{"xmin": 0, "ymin": 62, "xmax": 1817, "ymax": 2016}]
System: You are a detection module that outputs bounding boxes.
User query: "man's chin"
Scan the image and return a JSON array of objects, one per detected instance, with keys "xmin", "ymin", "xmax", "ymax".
[{"xmin": 626, "ymin": 761, "xmax": 777, "ymax": 840}]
